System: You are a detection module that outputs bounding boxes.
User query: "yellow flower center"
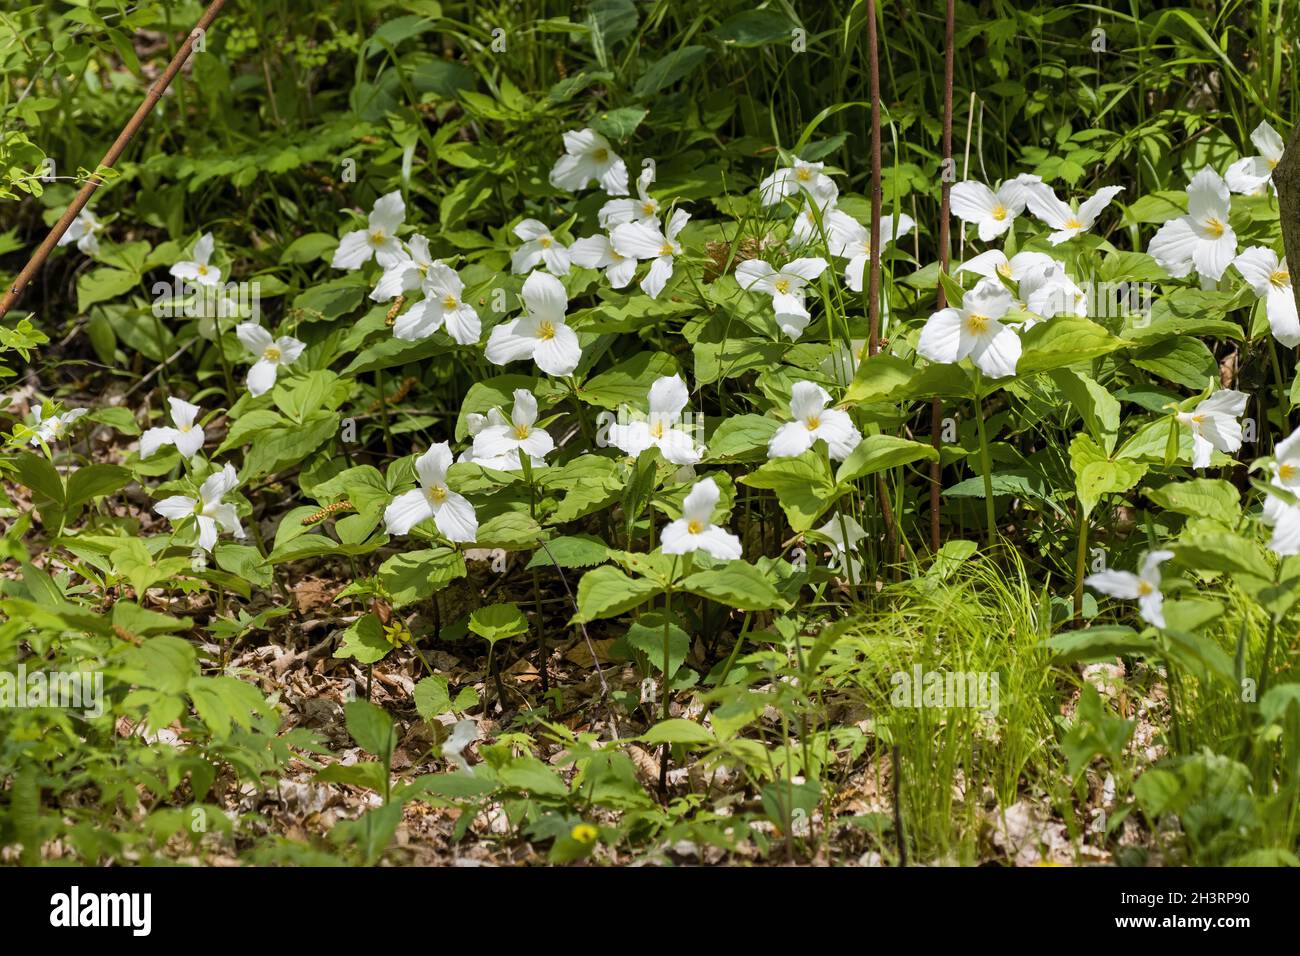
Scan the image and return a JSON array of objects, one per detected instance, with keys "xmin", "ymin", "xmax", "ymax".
[
  {"xmin": 370, "ymin": 230, "xmax": 386, "ymax": 246},
  {"xmin": 687, "ymin": 519, "xmax": 704, "ymax": 534},
  {"xmin": 1138, "ymin": 581, "xmax": 1154, "ymax": 596},
  {"xmin": 593, "ymin": 148, "xmax": 608, "ymax": 162},
  {"xmin": 650, "ymin": 421, "xmax": 665, "ymax": 439},
  {"xmin": 795, "ymin": 167, "xmax": 812, "ymax": 182},
  {"xmin": 964, "ymin": 313, "xmax": 990, "ymax": 335},
  {"xmin": 991, "ymin": 204, "xmax": 1007, "ymax": 221},
  {"xmin": 1268, "ymin": 157, "xmax": 1280, "ymax": 170},
  {"xmin": 997, "ymin": 263, "xmax": 1012, "ymax": 278},
  {"xmin": 641, "ymin": 201, "xmax": 657, "ymax": 216},
  {"xmin": 1064, "ymin": 217, "xmax": 1083, "ymax": 230},
  {"xmin": 1270, "ymin": 269, "xmax": 1290, "ymax": 289},
  {"xmin": 1191, "ymin": 413, "xmax": 1205, "ymax": 424},
  {"xmin": 537, "ymin": 320, "xmax": 556, "ymax": 340},
  {"xmin": 263, "ymin": 346, "xmax": 281, "ymax": 362},
  {"xmin": 1280, "ymin": 463, "xmax": 1297, "ymax": 481},
  {"xmin": 571, "ymin": 823, "xmax": 599, "ymax": 844},
  {"xmin": 539, "ymin": 236, "xmax": 553, "ymax": 248},
  {"xmin": 514, "ymin": 423, "xmax": 530, "ymax": 440},
  {"xmin": 1204, "ymin": 218, "xmax": 1225, "ymax": 238},
  {"xmin": 774, "ymin": 278, "xmax": 791, "ymax": 294},
  {"xmin": 659, "ymin": 241, "xmax": 675, "ymax": 256},
  {"xmin": 805, "ymin": 415, "xmax": 821, "ymax": 430},
  {"xmin": 179, "ymin": 423, "xmax": 192, "ymax": 433},
  {"xmin": 197, "ymin": 264, "xmax": 209, "ymax": 275},
  {"xmin": 442, "ymin": 293, "xmax": 458, "ymax": 309},
  {"xmin": 426, "ymin": 485, "xmax": 447, "ymax": 504}
]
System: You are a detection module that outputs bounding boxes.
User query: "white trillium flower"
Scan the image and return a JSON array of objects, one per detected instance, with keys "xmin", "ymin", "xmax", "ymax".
[
  {"xmin": 458, "ymin": 408, "xmax": 508, "ymax": 464},
  {"xmin": 1263, "ymin": 429, "xmax": 1300, "ymax": 556},
  {"xmin": 1024, "ymin": 263, "xmax": 1088, "ymax": 320},
  {"xmin": 607, "ymin": 374, "xmax": 703, "ymax": 466},
  {"xmin": 957, "ymin": 249, "xmax": 1057, "ymax": 288},
  {"xmin": 141, "ymin": 397, "xmax": 205, "ymax": 459},
  {"xmin": 769, "ymin": 381, "xmax": 862, "ymax": 461},
  {"xmin": 30, "ymin": 406, "xmax": 88, "ymax": 445},
  {"xmin": 394, "ymin": 261, "xmax": 480, "ymax": 345},
  {"xmin": 1085, "ymin": 550, "xmax": 1175, "ymax": 629},
  {"xmin": 58, "ymin": 209, "xmax": 102, "ymax": 256},
  {"xmin": 1226, "ymin": 121, "xmax": 1284, "ymax": 196},
  {"xmin": 442, "ymin": 718, "xmax": 479, "ymax": 773},
  {"xmin": 1024, "ymin": 182, "xmax": 1123, "ymax": 244},
  {"xmin": 611, "ymin": 208, "xmax": 689, "ymax": 300},
  {"xmin": 485, "ymin": 271, "xmax": 581, "ymax": 376},
  {"xmin": 153, "ymin": 463, "xmax": 245, "ymax": 553},
  {"xmin": 1147, "ymin": 168, "xmax": 1237, "ymax": 282},
  {"xmin": 470, "ymin": 389, "xmax": 554, "ymax": 470},
  {"xmin": 821, "ymin": 339, "xmax": 869, "ymax": 385},
  {"xmin": 511, "ymin": 219, "xmax": 570, "ymax": 275},
  {"xmin": 950, "ymin": 174, "xmax": 1041, "ymax": 241},
  {"xmin": 369, "ymin": 234, "xmax": 435, "ymax": 302},
  {"xmin": 826, "ymin": 212, "xmax": 915, "ymax": 292},
  {"xmin": 332, "ymin": 190, "xmax": 406, "ymax": 271},
  {"xmin": 383, "ymin": 442, "xmax": 478, "ymax": 542},
  {"xmin": 917, "ymin": 276, "xmax": 1022, "ymax": 379},
  {"xmin": 549, "ymin": 128, "xmax": 628, "ymax": 196},
  {"xmin": 598, "ymin": 163, "xmax": 658, "ymax": 227},
  {"xmin": 236, "ymin": 323, "xmax": 306, "ymax": 397},
  {"xmin": 815, "ymin": 511, "xmax": 868, "ymax": 584},
  {"xmin": 569, "ymin": 233, "xmax": 638, "ymax": 288},
  {"xmin": 1233, "ymin": 247, "xmax": 1298, "ymax": 347},
  {"xmin": 735, "ymin": 256, "xmax": 829, "ymax": 340},
  {"xmin": 789, "ymin": 194, "xmax": 848, "ymax": 247},
  {"xmin": 1176, "ymin": 389, "xmax": 1248, "ymax": 469},
  {"xmin": 661, "ymin": 477, "xmax": 743, "ymax": 560},
  {"xmin": 758, "ymin": 159, "xmax": 838, "ymax": 207},
  {"xmin": 170, "ymin": 232, "xmax": 222, "ymax": 288}
]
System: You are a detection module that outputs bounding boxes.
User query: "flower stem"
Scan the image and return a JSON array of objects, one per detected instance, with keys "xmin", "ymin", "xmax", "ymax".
[{"xmin": 972, "ymin": 391, "xmax": 996, "ymax": 549}]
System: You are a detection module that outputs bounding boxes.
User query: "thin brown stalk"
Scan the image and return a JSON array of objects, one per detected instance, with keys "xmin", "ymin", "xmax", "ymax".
[
  {"xmin": 0, "ymin": 0, "xmax": 229, "ymax": 321},
  {"xmin": 930, "ymin": 0, "xmax": 956, "ymax": 554}
]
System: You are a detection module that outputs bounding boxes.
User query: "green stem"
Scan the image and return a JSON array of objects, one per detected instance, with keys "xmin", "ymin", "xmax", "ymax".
[{"xmin": 972, "ymin": 391, "xmax": 996, "ymax": 549}]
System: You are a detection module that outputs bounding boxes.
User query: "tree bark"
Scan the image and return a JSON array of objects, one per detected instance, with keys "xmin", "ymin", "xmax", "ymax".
[{"xmin": 1274, "ymin": 122, "xmax": 1300, "ymax": 320}]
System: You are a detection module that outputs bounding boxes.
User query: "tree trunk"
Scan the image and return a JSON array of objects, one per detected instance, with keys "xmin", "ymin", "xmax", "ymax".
[{"xmin": 1273, "ymin": 122, "xmax": 1300, "ymax": 320}]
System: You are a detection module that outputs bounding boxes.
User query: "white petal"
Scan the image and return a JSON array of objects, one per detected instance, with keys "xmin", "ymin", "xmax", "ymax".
[
  {"xmin": 332, "ymin": 230, "xmax": 374, "ymax": 270},
  {"xmin": 433, "ymin": 491, "xmax": 478, "ymax": 543},
  {"xmin": 768, "ymin": 421, "xmax": 815, "ymax": 458},
  {"xmin": 154, "ymin": 494, "xmax": 196, "ymax": 521},
  {"xmin": 140, "ymin": 426, "xmax": 179, "ymax": 460},
  {"xmin": 532, "ymin": 321, "xmax": 581, "ymax": 376},
  {"xmin": 1084, "ymin": 569, "xmax": 1142, "ymax": 600},
  {"xmin": 384, "ymin": 488, "xmax": 435, "ymax": 536},
  {"xmin": 247, "ymin": 359, "xmax": 279, "ymax": 397}
]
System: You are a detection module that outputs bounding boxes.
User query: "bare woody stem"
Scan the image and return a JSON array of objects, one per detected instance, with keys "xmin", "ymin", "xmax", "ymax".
[
  {"xmin": 0, "ymin": 0, "xmax": 229, "ymax": 322},
  {"xmin": 865, "ymin": 0, "xmax": 898, "ymax": 566},
  {"xmin": 930, "ymin": 0, "xmax": 956, "ymax": 554}
]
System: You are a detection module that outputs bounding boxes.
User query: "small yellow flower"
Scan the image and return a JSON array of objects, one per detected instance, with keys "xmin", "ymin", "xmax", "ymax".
[
  {"xmin": 382, "ymin": 621, "xmax": 413, "ymax": 648},
  {"xmin": 570, "ymin": 823, "xmax": 599, "ymax": 845}
]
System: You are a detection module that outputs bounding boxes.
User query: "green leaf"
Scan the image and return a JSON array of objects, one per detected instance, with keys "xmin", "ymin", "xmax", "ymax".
[
  {"xmin": 524, "ymin": 535, "xmax": 609, "ymax": 570},
  {"xmin": 345, "ymin": 698, "xmax": 396, "ymax": 760},
  {"xmin": 679, "ymin": 562, "xmax": 786, "ymax": 611},
  {"xmin": 468, "ymin": 602, "xmax": 529, "ymax": 643},
  {"xmin": 739, "ymin": 450, "xmax": 837, "ymax": 531},
  {"xmin": 1145, "ymin": 479, "xmax": 1241, "ymax": 526},
  {"xmin": 1014, "ymin": 318, "xmax": 1126, "ymax": 379},
  {"xmin": 633, "ymin": 45, "xmax": 709, "ymax": 97},
  {"xmin": 580, "ymin": 351, "xmax": 679, "ymax": 410},
  {"xmin": 378, "ymin": 547, "xmax": 465, "ymax": 607},
  {"xmin": 835, "ymin": 434, "xmax": 938, "ymax": 484},
  {"xmin": 574, "ymin": 565, "xmax": 659, "ymax": 622},
  {"xmin": 334, "ymin": 613, "xmax": 393, "ymax": 664},
  {"xmin": 704, "ymin": 413, "xmax": 779, "ymax": 462},
  {"xmin": 1070, "ymin": 433, "xmax": 1146, "ymax": 516},
  {"xmin": 413, "ymin": 676, "xmax": 452, "ymax": 721},
  {"xmin": 1132, "ymin": 336, "xmax": 1218, "ymax": 390},
  {"xmin": 641, "ymin": 718, "xmax": 714, "ymax": 745}
]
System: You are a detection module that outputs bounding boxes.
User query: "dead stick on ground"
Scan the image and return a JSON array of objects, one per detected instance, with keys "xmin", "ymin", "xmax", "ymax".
[{"xmin": 0, "ymin": 0, "xmax": 229, "ymax": 322}]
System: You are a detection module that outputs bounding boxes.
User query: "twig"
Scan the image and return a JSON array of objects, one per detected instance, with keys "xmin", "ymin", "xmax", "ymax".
[{"xmin": 0, "ymin": 0, "xmax": 229, "ymax": 321}]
